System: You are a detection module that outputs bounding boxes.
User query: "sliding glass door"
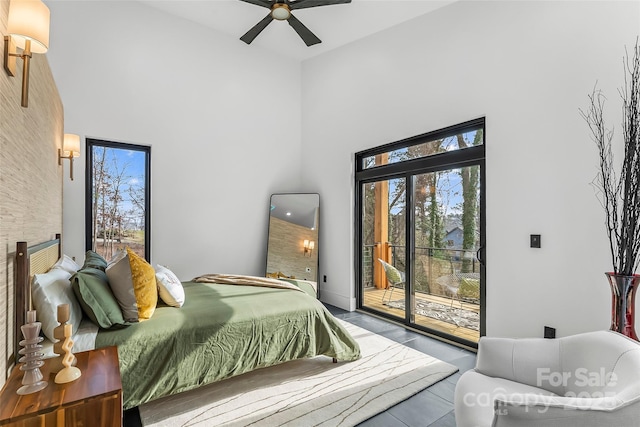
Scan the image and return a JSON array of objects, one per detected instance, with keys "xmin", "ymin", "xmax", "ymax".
[
  {"xmin": 361, "ymin": 177, "xmax": 407, "ymax": 319},
  {"xmin": 356, "ymin": 119, "xmax": 485, "ymax": 347}
]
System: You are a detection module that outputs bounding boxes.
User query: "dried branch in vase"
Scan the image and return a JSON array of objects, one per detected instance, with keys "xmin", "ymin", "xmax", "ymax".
[{"xmin": 581, "ymin": 40, "xmax": 640, "ymax": 276}]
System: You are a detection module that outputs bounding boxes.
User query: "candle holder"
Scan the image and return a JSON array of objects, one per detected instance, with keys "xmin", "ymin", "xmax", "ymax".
[
  {"xmin": 50, "ymin": 304, "xmax": 76, "ymax": 373},
  {"xmin": 54, "ymin": 323, "xmax": 81, "ymax": 384},
  {"xmin": 17, "ymin": 310, "xmax": 48, "ymax": 395}
]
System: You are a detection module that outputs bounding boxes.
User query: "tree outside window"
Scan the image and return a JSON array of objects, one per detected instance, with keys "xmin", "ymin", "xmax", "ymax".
[{"xmin": 86, "ymin": 139, "xmax": 150, "ymax": 261}]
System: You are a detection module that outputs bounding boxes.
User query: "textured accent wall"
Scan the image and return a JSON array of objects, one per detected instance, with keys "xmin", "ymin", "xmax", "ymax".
[
  {"xmin": 267, "ymin": 216, "xmax": 318, "ymax": 281},
  {"xmin": 0, "ymin": 0, "xmax": 63, "ymax": 385}
]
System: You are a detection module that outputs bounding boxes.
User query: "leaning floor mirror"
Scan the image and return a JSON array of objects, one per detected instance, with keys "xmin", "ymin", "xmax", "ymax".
[{"xmin": 266, "ymin": 193, "xmax": 320, "ymax": 291}]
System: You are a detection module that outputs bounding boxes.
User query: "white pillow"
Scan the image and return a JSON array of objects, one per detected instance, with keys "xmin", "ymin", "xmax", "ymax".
[
  {"xmin": 32, "ymin": 268, "xmax": 83, "ymax": 342},
  {"xmin": 155, "ymin": 265, "xmax": 185, "ymax": 308},
  {"xmin": 52, "ymin": 254, "xmax": 81, "ymax": 275}
]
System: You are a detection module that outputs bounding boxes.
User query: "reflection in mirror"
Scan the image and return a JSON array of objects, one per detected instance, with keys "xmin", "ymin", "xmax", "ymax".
[{"xmin": 266, "ymin": 193, "xmax": 319, "ymax": 284}]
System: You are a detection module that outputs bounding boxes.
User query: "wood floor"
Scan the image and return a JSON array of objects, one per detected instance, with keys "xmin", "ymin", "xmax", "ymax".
[{"xmin": 363, "ymin": 287, "xmax": 480, "ymax": 343}]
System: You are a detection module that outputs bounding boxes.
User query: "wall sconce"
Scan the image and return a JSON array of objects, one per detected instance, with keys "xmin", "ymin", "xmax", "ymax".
[
  {"xmin": 303, "ymin": 240, "xmax": 315, "ymax": 257},
  {"xmin": 3, "ymin": 0, "xmax": 50, "ymax": 108},
  {"xmin": 58, "ymin": 134, "xmax": 81, "ymax": 181}
]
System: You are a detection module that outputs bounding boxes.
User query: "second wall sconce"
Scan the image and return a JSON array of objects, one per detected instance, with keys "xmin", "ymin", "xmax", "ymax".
[
  {"xmin": 3, "ymin": 0, "xmax": 51, "ymax": 108},
  {"xmin": 59, "ymin": 134, "xmax": 81, "ymax": 181},
  {"xmin": 303, "ymin": 240, "xmax": 315, "ymax": 257}
]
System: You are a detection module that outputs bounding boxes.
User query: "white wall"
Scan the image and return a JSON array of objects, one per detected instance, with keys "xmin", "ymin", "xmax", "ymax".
[
  {"xmin": 48, "ymin": 0, "xmax": 640, "ymax": 338},
  {"xmin": 301, "ymin": 0, "xmax": 640, "ymax": 337},
  {"xmin": 46, "ymin": 1, "xmax": 303, "ymax": 279}
]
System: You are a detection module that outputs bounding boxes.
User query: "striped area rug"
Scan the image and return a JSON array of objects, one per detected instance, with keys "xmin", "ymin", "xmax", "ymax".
[{"xmin": 139, "ymin": 320, "xmax": 458, "ymax": 427}]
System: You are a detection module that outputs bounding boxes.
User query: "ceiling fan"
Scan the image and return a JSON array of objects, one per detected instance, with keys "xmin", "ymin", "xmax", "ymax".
[{"xmin": 239, "ymin": 0, "xmax": 352, "ymax": 47}]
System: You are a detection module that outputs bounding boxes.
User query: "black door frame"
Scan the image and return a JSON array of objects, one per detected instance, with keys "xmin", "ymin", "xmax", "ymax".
[{"xmin": 354, "ymin": 118, "xmax": 486, "ymax": 349}]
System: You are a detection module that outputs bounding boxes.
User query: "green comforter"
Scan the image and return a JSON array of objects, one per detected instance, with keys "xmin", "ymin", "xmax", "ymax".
[{"xmin": 95, "ymin": 281, "xmax": 360, "ymax": 409}]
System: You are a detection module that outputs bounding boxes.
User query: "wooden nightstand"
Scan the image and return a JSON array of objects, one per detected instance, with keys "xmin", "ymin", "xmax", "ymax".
[{"xmin": 0, "ymin": 346, "xmax": 122, "ymax": 427}]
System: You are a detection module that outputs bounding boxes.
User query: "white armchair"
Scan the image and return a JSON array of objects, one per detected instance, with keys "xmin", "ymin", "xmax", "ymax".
[{"xmin": 454, "ymin": 330, "xmax": 640, "ymax": 427}]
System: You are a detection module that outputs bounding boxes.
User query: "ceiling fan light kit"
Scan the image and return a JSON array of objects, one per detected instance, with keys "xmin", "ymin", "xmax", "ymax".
[
  {"xmin": 271, "ymin": 4, "xmax": 291, "ymax": 20},
  {"xmin": 239, "ymin": 0, "xmax": 351, "ymax": 47}
]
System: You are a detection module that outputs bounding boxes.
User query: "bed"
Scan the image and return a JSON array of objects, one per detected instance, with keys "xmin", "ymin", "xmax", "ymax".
[{"xmin": 14, "ymin": 237, "xmax": 361, "ymax": 410}]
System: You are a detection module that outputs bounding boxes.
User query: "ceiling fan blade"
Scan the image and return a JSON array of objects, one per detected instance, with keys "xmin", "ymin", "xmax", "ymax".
[
  {"xmin": 288, "ymin": 0, "xmax": 351, "ymax": 11},
  {"xmin": 287, "ymin": 14, "xmax": 321, "ymax": 46},
  {"xmin": 238, "ymin": 0, "xmax": 273, "ymax": 9},
  {"xmin": 240, "ymin": 13, "xmax": 274, "ymax": 44}
]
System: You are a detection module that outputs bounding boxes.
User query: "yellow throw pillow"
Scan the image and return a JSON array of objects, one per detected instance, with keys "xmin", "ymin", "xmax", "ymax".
[{"xmin": 126, "ymin": 248, "xmax": 158, "ymax": 320}]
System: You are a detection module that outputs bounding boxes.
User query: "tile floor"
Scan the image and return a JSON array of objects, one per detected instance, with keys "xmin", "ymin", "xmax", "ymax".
[{"xmin": 124, "ymin": 304, "xmax": 477, "ymax": 427}]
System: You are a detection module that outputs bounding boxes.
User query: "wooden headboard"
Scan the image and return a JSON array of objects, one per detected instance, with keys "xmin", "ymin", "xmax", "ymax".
[{"xmin": 14, "ymin": 234, "xmax": 61, "ymax": 365}]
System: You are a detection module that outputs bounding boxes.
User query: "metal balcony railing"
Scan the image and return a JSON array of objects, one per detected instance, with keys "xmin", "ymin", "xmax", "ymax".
[{"xmin": 363, "ymin": 244, "xmax": 480, "ymax": 296}]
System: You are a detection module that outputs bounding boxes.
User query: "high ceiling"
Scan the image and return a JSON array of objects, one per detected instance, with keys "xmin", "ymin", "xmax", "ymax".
[{"xmin": 138, "ymin": 0, "xmax": 456, "ymax": 61}]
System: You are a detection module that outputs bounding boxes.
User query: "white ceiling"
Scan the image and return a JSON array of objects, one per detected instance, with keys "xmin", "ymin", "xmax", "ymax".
[{"xmin": 138, "ymin": 0, "xmax": 456, "ymax": 61}]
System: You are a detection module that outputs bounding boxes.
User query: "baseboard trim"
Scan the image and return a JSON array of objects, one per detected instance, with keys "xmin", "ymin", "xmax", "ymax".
[{"xmin": 320, "ymin": 290, "xmax": 356, "ymax": 312}]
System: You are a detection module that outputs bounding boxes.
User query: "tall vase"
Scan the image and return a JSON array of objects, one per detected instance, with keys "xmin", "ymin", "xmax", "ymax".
[{"xmin": 606, "ymin": 272, "xmax": 640, "ymax": 341}]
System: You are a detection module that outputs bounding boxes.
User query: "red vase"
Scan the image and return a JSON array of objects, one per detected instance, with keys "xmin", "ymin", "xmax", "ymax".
[{"xmin": 606, "ymin": 272, "xmax": 640, "ymax": 341}]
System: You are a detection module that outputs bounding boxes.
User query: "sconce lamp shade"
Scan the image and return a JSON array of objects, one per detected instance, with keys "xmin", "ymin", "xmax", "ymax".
[
  {"xmin": 59, "ymin": 133, "xmax": 81, "ymax": 180},
  {"xmin": 7, "ymin": 0, "xmax": 50, "ymax": 54},
  {"xmin": 62, "ymin": 134, "xmax": 81, "ymax": 157}
]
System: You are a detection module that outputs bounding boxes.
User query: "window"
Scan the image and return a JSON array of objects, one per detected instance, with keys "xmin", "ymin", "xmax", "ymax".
[
  {"xmin": 361, "ymin": 122, "xmax": 484, "ymax": 170},
  {"xmin": 85, "ymin": 139, "xmax": 151, "ymax": 261}
]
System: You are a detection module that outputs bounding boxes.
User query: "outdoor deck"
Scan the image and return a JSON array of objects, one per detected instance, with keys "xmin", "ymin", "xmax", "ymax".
[{"xmin": 363, "ymin": 287, "xmax": 480, "ymax": 343}]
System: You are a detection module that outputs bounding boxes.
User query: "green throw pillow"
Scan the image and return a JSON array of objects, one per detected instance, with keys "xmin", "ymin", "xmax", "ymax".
[
  {"xmin": 71, "ymin": 267, "xmax": 128, "ymax": 329},
  {"xmin": 83, "ymin": 250, "xmax": 108, "ymax": 271}
]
